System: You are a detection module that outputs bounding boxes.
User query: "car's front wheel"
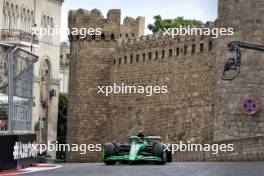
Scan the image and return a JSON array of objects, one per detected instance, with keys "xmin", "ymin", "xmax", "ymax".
[
  {"xmin": 152, "ymin": 143, "xmax": 167, "ymax": 165},
  {"xmin": 104, "ymin": 160, "xmax": 116, "ymax": 165},
  {"xmin": 103, "ymin": 143, "xmax": 117, "ymax": 165}
]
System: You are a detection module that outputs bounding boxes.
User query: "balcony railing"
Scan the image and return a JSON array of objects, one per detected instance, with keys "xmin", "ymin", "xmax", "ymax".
[{"xmin": 0, "ymin": 29, "xmax": 39, "ymax": 46}]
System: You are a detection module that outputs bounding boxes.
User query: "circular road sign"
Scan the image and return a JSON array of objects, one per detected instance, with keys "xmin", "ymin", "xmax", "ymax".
[{"xmin": 241, "ymin": 97, "xmax": 259, "ymax": 115}]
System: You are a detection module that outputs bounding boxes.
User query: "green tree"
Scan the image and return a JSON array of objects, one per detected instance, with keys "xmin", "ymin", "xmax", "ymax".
[
  {"xmin": 148, "ymin": 15, "xmax": 203, "ymax": 33},
  {"xmin": 57, "ymin": 92, "xmax": 68, "ymax": 160}
]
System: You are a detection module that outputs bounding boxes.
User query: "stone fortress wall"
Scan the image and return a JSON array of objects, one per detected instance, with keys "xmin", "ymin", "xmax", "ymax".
[
  {"xmin": 214, "ymin": 0, "xmax": 264, "ymax": 141},
  {"xmin": 110, "ymin": 33, "xmax": 216, "ymax": 144},
  {"xmin": 66, "ymin": 0, "xmax": 264, "ymax": 162}
]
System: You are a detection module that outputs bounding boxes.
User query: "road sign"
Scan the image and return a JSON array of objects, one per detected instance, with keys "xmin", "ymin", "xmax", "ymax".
[{"xmin": 241, "ymin": 97, "xmax": 259, "ymax": 115}]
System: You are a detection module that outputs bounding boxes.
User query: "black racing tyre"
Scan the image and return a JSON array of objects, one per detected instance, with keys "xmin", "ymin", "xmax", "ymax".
[
  {"xmin": 152, "ymin": 143, "xmax": 167, "ymax": 165},
  {"xmin": 165, "ymin": 144, "xmax": 172, "ymax": 162},
  {"xmin": 167, "ymin": 151, "xmax": 172, "ymax": 162},
  {"xmin": 103, "ymin": 143, "xmax": 116, "ymax": 165},
  {"xmin": 104, "ymin": 160, "xmax": 116, "ymax": 165}
]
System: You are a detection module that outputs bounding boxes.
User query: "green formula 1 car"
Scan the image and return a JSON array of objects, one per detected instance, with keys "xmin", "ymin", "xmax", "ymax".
[{"xmin": 102, "ymin": 135, "xmax": 172, "ymax": 165}]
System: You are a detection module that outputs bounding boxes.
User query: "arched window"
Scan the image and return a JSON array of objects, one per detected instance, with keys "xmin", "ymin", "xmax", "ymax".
[
  {"xmin": 7, "ymin": 13, "xmax": 11, "ymax": 29},
  {"xmin": 26, "ymin": 9, "xmax": 30, "ymax": 32},
  {"xmin": 47, "ymin": 16, "xmax": 50, "ymax": 28},
  {"xmin": 43, "ymin": 15, "xmax": 47, "ymax": 28},
  {"xmin": 14, "ymin": 5, "xmax": 19, "ymax": 29},
  {"xmin": 4, "ymin": 2, "xmax": 10, "ymax": 29},
  {"xmin": 50, "ymin": 17, "xmax": 54, "ymax": 28},
  {"xmin": 22, "ymin": 8, "xmax": 26, "ymax": 31},
  {"xmin": 3, "ymin": 11, "xmax": 7, "ymax": 28},
  {"xmin": 30, "ymin": 11, "xmax": 34, "ymax": 30},
  {"xmin": 10, "ymin": 4, "xmax": 15, "ymax": 29}
]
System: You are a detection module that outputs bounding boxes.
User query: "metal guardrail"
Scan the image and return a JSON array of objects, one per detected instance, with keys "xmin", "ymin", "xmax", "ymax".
[{"xmin": 0, "ymin": 29, "xmax": 39, "ymax": 45}]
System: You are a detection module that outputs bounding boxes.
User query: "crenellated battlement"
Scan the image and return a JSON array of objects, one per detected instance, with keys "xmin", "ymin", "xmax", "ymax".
[
  {"xmin": 68, "ymin": 8, "xmax": 216, "ymax": 70},
  {"xmin": 113, "ymin": 34, "xmax": 214, "ymax": 66},
  {"xmin": 68, "ymin": 9, "xmax": 145, "ymax": 41},
  {"xmin": 68, "ymin": 8, "xmax": 119, "ymax": 27},
  {"xmin": 112, "ymin": 21, "xmax": 216, "ymax": 66}
]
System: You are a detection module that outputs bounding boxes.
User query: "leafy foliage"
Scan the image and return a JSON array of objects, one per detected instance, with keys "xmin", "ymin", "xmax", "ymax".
[
  {"xmin": 57, "ymin": 92, "xmax": 68, "ymax": 160},
  {"xmin": 148, "ymin": 15, "xmax": 203, "ymax": 33}
]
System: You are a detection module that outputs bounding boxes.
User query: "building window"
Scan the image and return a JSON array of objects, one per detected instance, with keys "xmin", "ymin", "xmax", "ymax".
[
  {"xmin": 191, "ymin": 44, "xmax": 195, "ymax": 55},
  {"xmin": 155, "ymin": 51, "xmax": 158, "ymax": 60},
  {"xmin": 124, "ymin": 56, "xmax": 127, "ymax": 64},
  {"xmin": 14, "ymin": 5, "xmax": 19, "ymax": 29},
  {"xmin": 148, "ymin": 52, "xmax": 152, "ymax": 60},
  {"xmin": 169, "ymin": 49, "xmax": 173, "ymax": 57},
  {"xmin": 136, "ymin": 54, "xmax": 140, "ymax": 62},
  {"xmin": 176, "ymin": 48, "xmax": 180, "ymax": 56},
  {"xmin": 142, "ymin": 53, "xmax": 146, "ymax": 62},
  {"xmin": 3, "ymin": 3, "xmax": 21, "ymax": 30},
  {"xmin": 10, "ymin": 4, "xmax": 14, "ymax": 29},
  {"xmin": 50, "ymin": 17, "xmax": 54, "ymax": 28},
  {"xmin": 162, "ymin": 50, "xmax": 166, "ymax": 59},
  {"xmin": 119, "ymin": 58, "xmax": 122, "ymax": 65},
  {"xmin": 184, "ymin": 46, "xmax": 188, "ymax": 55},
  {"xmin": 200, "ymin": 43, "xmax": 204, "ymax": 53},
  {"xmin": 22, "ymin": 8, "xmax": 25, "ymax": 30},
  {"xmin": 42, "ymin": 15, "xmax": 45, "ymax": 28},
  {"xmin": 4, "ymin": 2, "xmax": 9, "ymax": 29},
  {"xmin": 209, "ymin": 41, "xmax": 213, "ymax": 51},
  {"xmin": 130, "ymin": 54, "xmax": 133, "ymax": 63},
  {"xmin": 26, "ymin": 10, "xmax": 30, "ymax": 32},
  {"xmin": 3, "ymin": 12, "xmax": 7, "ymax": 29}
]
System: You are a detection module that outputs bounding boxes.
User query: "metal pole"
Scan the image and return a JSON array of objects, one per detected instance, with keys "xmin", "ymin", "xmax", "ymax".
[{"xmin": 7, "ymin": 49, "xmax": 14, "ymax": 134}]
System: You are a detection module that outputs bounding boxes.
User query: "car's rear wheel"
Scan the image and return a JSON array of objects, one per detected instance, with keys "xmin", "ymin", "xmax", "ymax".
[
  {"xmin": 152, "ymin": 143, "xmax": 167, "ymax": 165},
  {"xmin": 103, "ymin": 143, "xmax": 117, "ymax": 165}
]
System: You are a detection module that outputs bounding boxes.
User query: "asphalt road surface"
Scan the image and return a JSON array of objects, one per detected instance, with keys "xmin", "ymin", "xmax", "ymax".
[{"xmin": 21, "ymin": 162, "xmax": 264, "ymax": 176}]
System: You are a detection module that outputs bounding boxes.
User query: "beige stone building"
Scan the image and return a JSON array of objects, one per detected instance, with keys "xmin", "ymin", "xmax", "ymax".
[
  {"xmin": 0, "ymin": 0, "xmax": 64, "ymax": 158},
  {"xmin": 59, "ymin": 41, "xmax": 70, "ymax": 93}
]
